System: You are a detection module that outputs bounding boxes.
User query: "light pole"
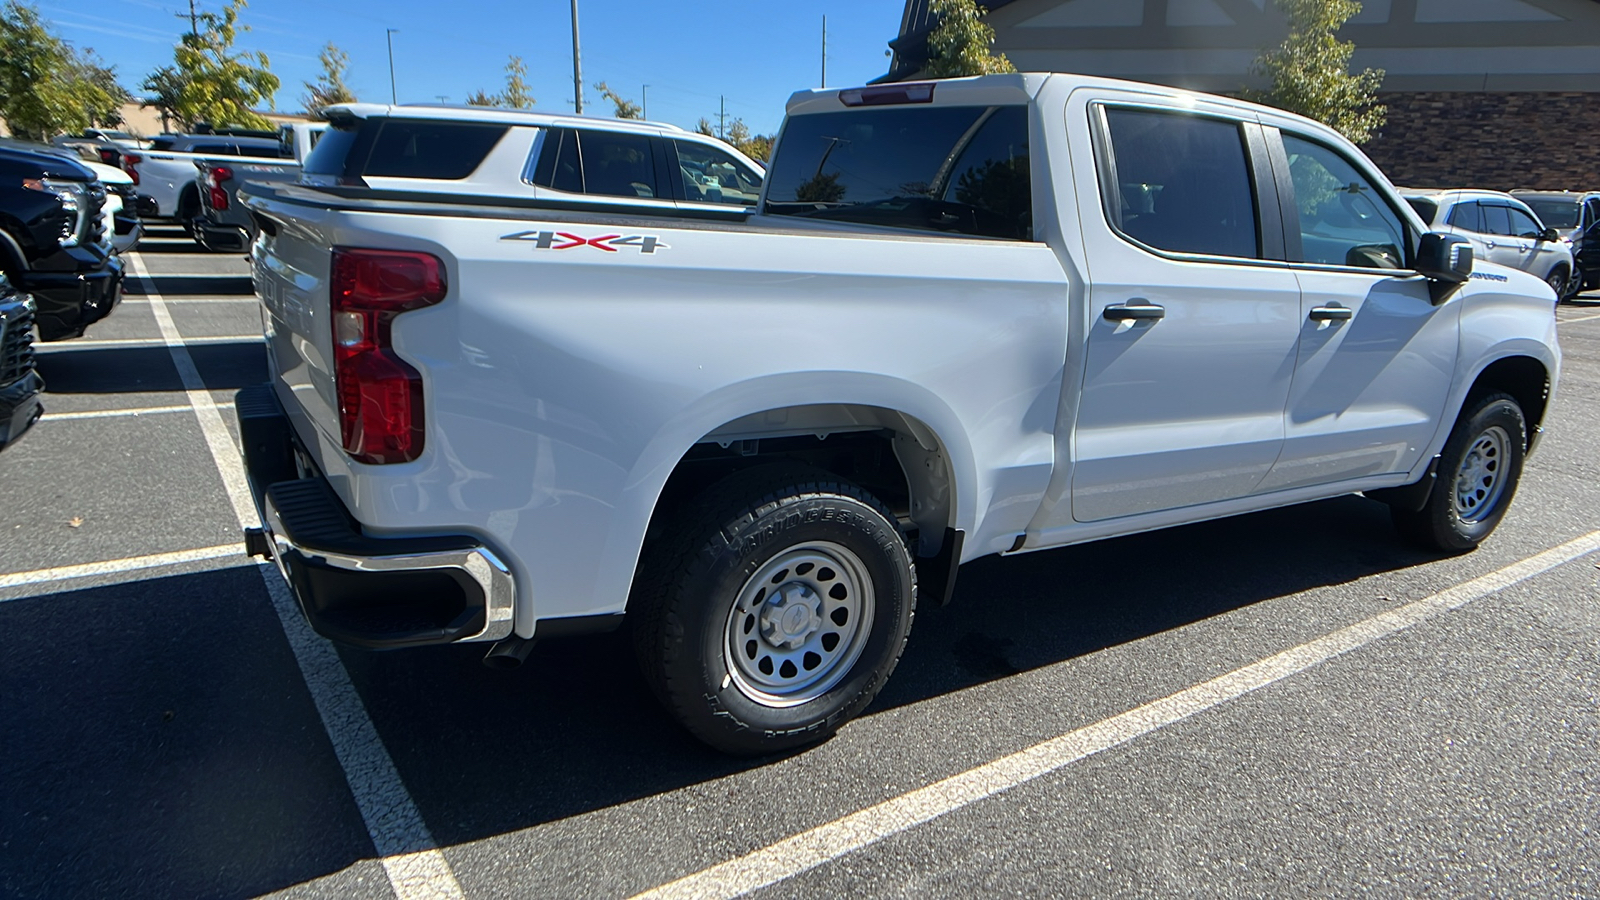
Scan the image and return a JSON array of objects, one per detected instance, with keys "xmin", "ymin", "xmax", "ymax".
[
  {"xmin": 570, "ymin": 0, "xmax": 583, "ymax": 114},
  {"xmin": 386, "ymin": 28, "xmax": 399, "ymax": 104},
  {"xmin": 642, "ymin": 84, "xmax": 649, "ymax": 120}
]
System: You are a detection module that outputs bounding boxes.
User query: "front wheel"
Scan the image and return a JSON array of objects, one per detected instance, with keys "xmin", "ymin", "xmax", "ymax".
[
  {"xmin": 631, "ymin": 466, "xmax": 916, "ymax": 755},
  {"xmin": 1389, "ymin": 393, "xmax": 1526, "ymax": 552}
]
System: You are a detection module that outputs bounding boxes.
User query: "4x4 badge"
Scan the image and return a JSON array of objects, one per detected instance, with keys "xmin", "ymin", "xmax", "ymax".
[{"xmin": 501, "ymin": 229, "xmax": 668, "ymax": 254}]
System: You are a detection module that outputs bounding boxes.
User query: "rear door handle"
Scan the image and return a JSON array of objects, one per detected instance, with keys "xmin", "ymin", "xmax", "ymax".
[
  {"xmin": 1308, "ymin": 304, "xmax": 1354, "ymax": 322},
  {"xmin": 1103, "ymin": 301, "xmax": 1165, "ymax": 321}
]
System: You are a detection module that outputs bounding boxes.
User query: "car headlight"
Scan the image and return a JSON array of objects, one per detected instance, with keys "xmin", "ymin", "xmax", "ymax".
[{"xmin": 23, "ymin": 178, "xmax": 90, "ymax": 247}]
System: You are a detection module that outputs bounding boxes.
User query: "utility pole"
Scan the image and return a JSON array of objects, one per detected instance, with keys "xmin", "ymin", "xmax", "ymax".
[
  {"xmin": 173, "ymin": 0, "xmax": 198, "ymax": 37},
  {"xmin": 570, "ymin": 0, "xmax": 584, "ymax": 114},
  {"xmin": 717, "ymin": 95, "xmax": 727, "ymax": 139},
  {"xmin": 642, "ymin": 84, "xmax": 649, "ymax": 120},
  {"xmin": 386, "ymin": 29, "xmax": 399, "ymax": 104},
  {"xmin": 821, "ymin": 15, "xmax": 827, "ymax": 88}
]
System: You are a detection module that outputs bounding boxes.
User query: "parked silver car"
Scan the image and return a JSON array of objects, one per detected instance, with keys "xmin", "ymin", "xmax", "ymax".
[{"xmin": 1403, "ymin": 188, "xmax": 1577, "ymax": 300}]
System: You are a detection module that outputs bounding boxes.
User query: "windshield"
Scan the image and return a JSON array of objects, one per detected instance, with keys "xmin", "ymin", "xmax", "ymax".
[
  {"xmin": 1524, "ymin": 199, "xmax": 1580, "ymax": 228},
  {"xmin": 763, "ymin": 104, "xmax": 1032, "ymax": 240}
]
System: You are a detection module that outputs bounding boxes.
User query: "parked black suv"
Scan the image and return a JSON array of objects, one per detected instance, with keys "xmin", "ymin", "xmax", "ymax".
[
  {"xmin": 0, "ymin": 271, "xmax": 43, "ymax": 451},
  {"xmin": 0, "ymin": 143, "xmax": 123, "ymax": 341}
]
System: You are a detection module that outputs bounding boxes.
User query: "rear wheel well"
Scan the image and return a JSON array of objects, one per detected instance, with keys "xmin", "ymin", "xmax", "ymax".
[
  {"xmin": 647, "ymin": 407, "xmax": 956, "ymax": 559},
  {"xmin": 1464, "ymin": 356, "xmax": 1549, "ymax": 449}
]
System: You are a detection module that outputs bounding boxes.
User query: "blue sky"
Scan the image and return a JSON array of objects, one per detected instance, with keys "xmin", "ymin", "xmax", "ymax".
[{"xmin": 35, "ymin": 0, "xmax": 908, "ymax": 136}]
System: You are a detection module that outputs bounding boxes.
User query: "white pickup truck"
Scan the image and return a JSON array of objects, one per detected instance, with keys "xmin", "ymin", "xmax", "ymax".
[{"xmin": 237, "ymin": 73, "xmax": 1560, "ymax": 755}]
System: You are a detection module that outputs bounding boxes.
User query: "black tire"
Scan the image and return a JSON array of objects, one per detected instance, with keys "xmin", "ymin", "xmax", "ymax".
[
  {"xmin": 1546, "ymin": 266, "xmax": 1571, "ymax": 303},
  {"xmin": 1390, "ymin": 393, "xmax": 1526, "ymax": 552},
  {"xmin": 631, "ymin": 465, "xmax": 917, "ymax": 756}
]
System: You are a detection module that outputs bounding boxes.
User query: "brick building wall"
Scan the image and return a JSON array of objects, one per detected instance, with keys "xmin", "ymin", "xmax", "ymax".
[{"xmin": 1362, "ymin": 91, "xmax": 1600, "ymax": 192}]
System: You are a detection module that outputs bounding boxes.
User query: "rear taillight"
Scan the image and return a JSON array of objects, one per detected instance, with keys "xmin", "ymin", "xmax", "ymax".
[
  {"xmin": 207, "ymin": 165, "xmax": 232, "ymax": 211},
  {"xmin": 98, "ymin": 148, "xmax": 116, "ymax": 164},
  {"xmin": 123, "ymin": 152, "xmax": 141, "ymax": 185},
  {"xmin": 329, "ymin": 247, "xmax": 447, "ymax": 464}
]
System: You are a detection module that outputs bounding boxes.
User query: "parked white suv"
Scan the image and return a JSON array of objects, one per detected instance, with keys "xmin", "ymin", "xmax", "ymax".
[
  {"xmin": 1404, "ymin": 188, "xmax": 1576, "ymax": 300},
  {"xmin": 298, "ymin": 103, "xmax": 765, "ymax": 212}
]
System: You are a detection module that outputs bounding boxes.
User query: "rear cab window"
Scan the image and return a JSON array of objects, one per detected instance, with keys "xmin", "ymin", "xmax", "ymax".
[{"xmin": 762, "ymin": 104, "xmax": 1032, "ymax": 240}]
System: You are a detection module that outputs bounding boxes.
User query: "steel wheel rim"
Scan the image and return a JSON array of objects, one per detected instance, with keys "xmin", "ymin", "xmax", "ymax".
[
  {"xmin": 1453, "ymin": 425, "xmax": 1510, "ymax": 523},
  {"xmin": 724, "ymin": 541, "xmax": 875, "ymax": 708}
]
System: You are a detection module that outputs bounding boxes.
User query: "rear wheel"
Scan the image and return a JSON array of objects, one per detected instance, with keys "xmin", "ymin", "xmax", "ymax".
[
  {"xmin": 631, "ymin": 465, "xmax": 916, "ymax": 756},
  {"xmin": 1389, "ymin": 393, "xmax": 1525, "ymax": 552}
]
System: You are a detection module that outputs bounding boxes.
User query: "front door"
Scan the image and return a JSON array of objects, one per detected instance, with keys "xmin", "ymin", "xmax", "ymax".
[
  {"xmin": 1069, "ymin": 103, "xmax": 1302, "ymax": 523},
  {"xmin": 1258, "ymin": 129, "xmax": 1458, "ymax": 492}
]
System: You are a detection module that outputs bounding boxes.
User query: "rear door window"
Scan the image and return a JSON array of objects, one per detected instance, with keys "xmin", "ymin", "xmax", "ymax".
[
  {"xmin": 1101, "ymin": 108, "xmax": 1259, "ymax": 259},
  {"xmin": 1480, "ymin": 204, "xmax": 1513, "ymax": 236},
  {"xmin": 764, "ymin": 104, "xmax": 1031, "ymax": 240},
  {"xmin": 1447, "ymin": 200, "xmax": 1483, "ymax": 232},
  {"xmin": 529, "ymin": 128, "xmax": 662, "ymax": 199}
]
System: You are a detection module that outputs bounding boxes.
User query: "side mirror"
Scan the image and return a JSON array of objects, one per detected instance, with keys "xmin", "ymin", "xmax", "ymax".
[
  {"xmin": 1539, "ymin": 226, "xmax": 1561, "ymax": 243},
  {"xmin": 1416, "ymin": 232, "xmax": 1472, "ymax": 284}
]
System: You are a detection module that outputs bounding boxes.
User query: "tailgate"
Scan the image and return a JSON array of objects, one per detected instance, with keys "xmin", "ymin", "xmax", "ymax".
[{"xmin": 251, "ymin": 201, "xmax": 343, "ymax": 455}]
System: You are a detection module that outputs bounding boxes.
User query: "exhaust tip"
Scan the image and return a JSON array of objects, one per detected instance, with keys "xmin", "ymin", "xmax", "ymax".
[{"xmin": 483, "ymin": 636, "xmax": 536, "ymax": 670}]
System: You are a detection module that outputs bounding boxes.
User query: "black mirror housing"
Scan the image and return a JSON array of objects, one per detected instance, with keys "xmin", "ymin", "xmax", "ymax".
[
  {"xmin": 1539, "ymin": 226, "xmax": 1561, "ymax": 243},
  {"xmin": 1417, "ymin": 232, "xmax": 1472, "ymax": 284}
]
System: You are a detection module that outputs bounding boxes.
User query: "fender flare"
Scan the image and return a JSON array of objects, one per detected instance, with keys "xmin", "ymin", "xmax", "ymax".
[{"xmin": 589, "ymin": 371, "xmax": 980, "ymax": 615}]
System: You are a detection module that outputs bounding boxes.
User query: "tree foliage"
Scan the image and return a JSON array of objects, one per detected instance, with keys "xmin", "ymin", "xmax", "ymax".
[
  {"xmin": 302, "ymin": 42, "xmax": 355, "ymax": 120},
  {"xmin": 595, "ymin": 81, "xmax": 641, "ymax": 119},
  {"xmin": 167, "ymin": 0, "xmax": 279, "ymax": 130},
  {"xmin": 140, "ymin": 65, "xmax": 186, "ymax": 131},
  {"xmin": 693, "ymin": 116, "xmax": 772, "ymax": 162},
  {"xmin": 0, "ymin": 2, "xmax": 129, "ymax": 139},
  {"xmin": 1245, "ymin": 0, "xmax": 1385, "ymax": 143},
  {"xmin": 467, "ymin": 56, "xmax": 535, "ymax": 110},
  {"xmin": 923, "ymin": 0, "xmax": 1015, "ymax": 78},
  {"xmin": 501, "ymin": 56, "xmax": 535, "ymax": 109}
]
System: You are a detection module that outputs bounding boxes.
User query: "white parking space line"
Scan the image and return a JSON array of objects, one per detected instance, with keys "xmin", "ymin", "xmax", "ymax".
[
  {"xmin": 44, "ymin": 402, "xmax": 236, "ymax": 421},
  {"xmin": 0, "ymin": 543, "xmax": 246, "ymax": 591},
  {"xmin": 35, "ymin": 335, "xmax": 261, "ymax": 351},
  {"xmin": 633, "ymin": 530, "xmax": 1600, "ymax": 900},
  {"xmin": 122, "ymin": 297, "xmax": 259, "ymax": 304},
  {"xmin": 1557, "ymin": 312, "xmax": 1600, "ymax": 325},
  {"xmin": 127, "ymin": 255, "xmax": 466, "ymax": 900}
]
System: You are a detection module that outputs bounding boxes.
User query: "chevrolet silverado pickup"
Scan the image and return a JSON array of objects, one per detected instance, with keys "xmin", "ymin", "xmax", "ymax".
[
  {"xmin": 193, "ymin": 122, "xmax": 328, "ymax": 252},
  {"xmin": 238, "ymin": 74, "xmax": 1560, "ymax": 755}
]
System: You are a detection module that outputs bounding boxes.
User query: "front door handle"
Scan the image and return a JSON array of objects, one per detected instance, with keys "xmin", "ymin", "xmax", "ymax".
[
  {"xmin": 1309, "ymin": 304, "xmax": 1354, "ymax": 322},
  {"xmin": 1103, "ymin": 301, "xmax": 1165, "ymax": 321}
]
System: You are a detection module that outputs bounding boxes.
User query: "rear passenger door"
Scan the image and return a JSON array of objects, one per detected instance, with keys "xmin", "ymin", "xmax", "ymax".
[
  {"xmin": 1256, "ymin": 127, "xmax": 1457, "ymax": 492},
  {"xmin": 1067, "ymin": 98, "xmax": 1302, "ymax": 523}
]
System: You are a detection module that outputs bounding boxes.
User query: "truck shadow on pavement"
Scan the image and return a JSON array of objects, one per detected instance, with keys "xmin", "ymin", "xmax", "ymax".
[
  {"xmin": 0, "ymin": 495, "xmax": 1443, "ymax": 898},
  {"xmin": 338, "ymin": 491, "xmax": 1442, "ymax": 848},
  {"xmin": 34, "ymin": 342, "xmax": 267, "ymax": 395}
]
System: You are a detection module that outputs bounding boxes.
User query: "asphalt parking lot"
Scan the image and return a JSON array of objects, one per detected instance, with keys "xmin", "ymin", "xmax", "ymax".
[{"xmin": 3, "ymin": 229, "xmax": 1599, "ymax": 899}]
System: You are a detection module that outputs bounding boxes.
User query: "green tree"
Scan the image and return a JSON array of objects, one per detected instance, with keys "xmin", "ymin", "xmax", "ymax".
[
  {"xmin": 923, "ymin": 0, "xmax": 1015, "ymax": 78},
  {"xmin": 595, "ymin": 81, "xmax": 640, "ymax": 119},
  {"xmin": 302, "ymin": 42, "xmax": 355, "ymax": 120},
  {"xmin": 168, "ymin": 0, "xmax": 279, "ymax": 130},
  {"xmin": 464, "ymin": 89, "xmax": 498, "ymax": 106},
  {"xmin": 0, "ymin": 2, "xmax": 127, "ymax": 139},
  {"xmin": 140, "ymin": 65, "xmax": 187, "ymax": 131},
  {"xmin": 1245, "ymin": 0, "xmax": 1385, "ymax": 143},
  {"xmin": 500, "ymin": 56, "xmax": 534, "ymax": 109},
  {"xmin": 725, "ymin": 119, "xmax": 772, "ymax": 163}
]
